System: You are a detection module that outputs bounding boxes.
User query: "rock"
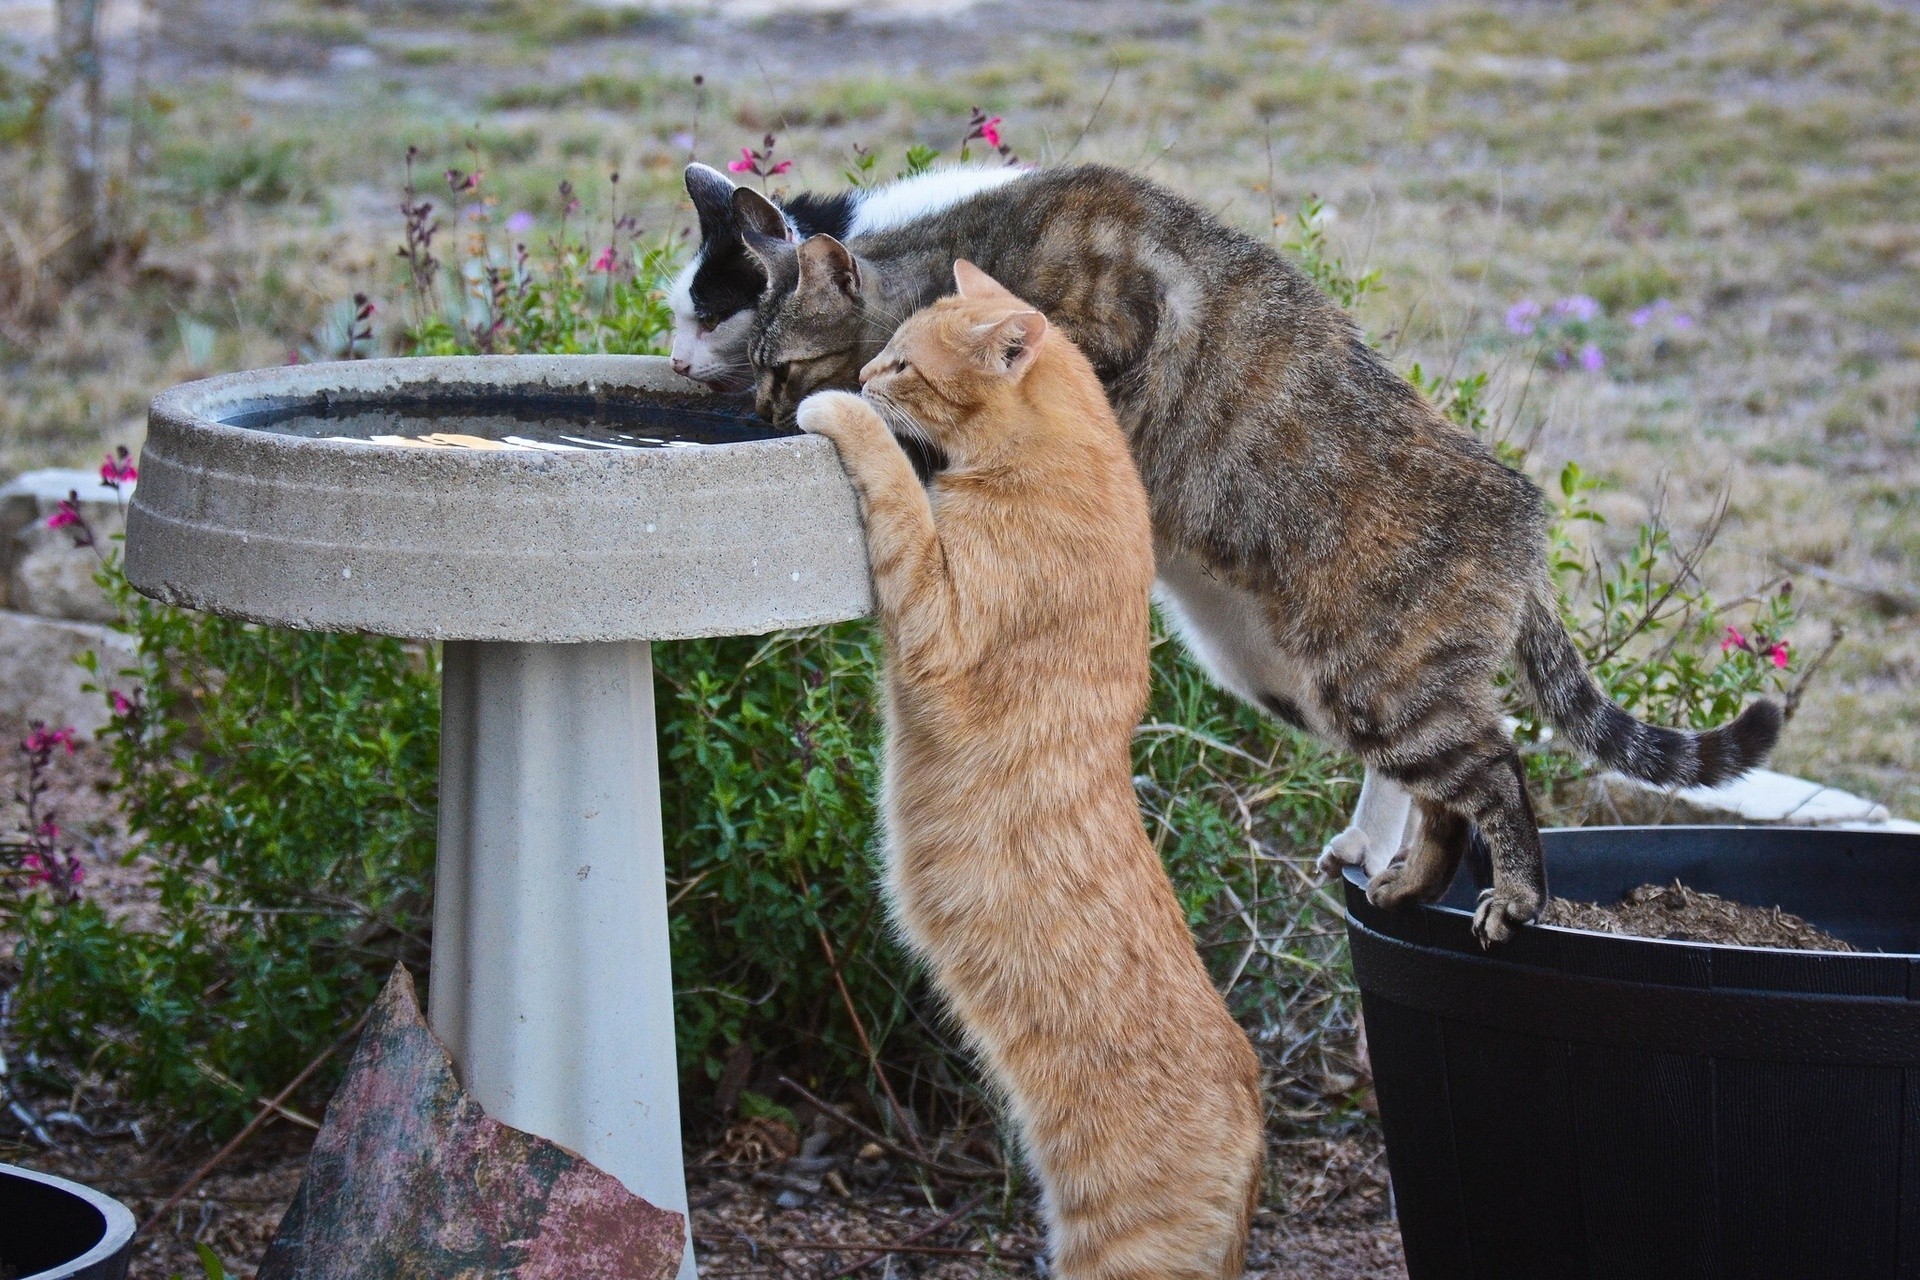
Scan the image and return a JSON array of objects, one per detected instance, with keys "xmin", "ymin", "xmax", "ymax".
[
  {"xmin": 0, "ymin": 609, "xmax": 134, "ymax": 736},
  {"xmin": 1588, "ymin": 768, "xmax": 1920, "ymax": 833},
  {"xmin": 1, "ymin": 469, "xmax": 131, "ymax": 623},
  {"xmin": 257, "ymin": 966, "xmax": 685, "ymax": 1280}
]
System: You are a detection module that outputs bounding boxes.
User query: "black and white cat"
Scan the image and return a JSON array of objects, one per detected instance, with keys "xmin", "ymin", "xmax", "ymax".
[{"xmin": 667, "ymin": 161, "xmax": 1031, "ymax": 389}]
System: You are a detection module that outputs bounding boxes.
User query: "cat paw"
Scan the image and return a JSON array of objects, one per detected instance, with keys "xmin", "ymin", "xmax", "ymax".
[
  {"xmin": 1317, "ymin": 828, "xmax": 1372, "ymax": 879},
  {"xmin": 1364, "ymin": 858, "xmax": 1425, "ymax": 911},
  {"xmin": 794, "ymin": 390, "xmax": 870, "ymax": 440},
  {"xmin": 1470, "ymin": 886, "xmax": 1542, "ymax": 948}
]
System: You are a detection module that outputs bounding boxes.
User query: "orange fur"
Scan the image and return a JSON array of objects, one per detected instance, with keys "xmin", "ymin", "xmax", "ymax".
[{"xmin": 796, "ymin": 262, "xmax": 1265, "ymax": 1280}]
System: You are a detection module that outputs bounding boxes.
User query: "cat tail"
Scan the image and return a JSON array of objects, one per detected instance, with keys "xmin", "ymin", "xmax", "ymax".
[{"xmin": 1515, "ymin": 583, "xmax": 1783, "ymax": 788}]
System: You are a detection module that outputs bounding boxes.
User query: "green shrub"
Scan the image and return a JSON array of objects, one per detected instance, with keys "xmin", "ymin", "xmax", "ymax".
[{"xmin": 12, "ymin": 562, "xmax": 437, "ymax": 1131}]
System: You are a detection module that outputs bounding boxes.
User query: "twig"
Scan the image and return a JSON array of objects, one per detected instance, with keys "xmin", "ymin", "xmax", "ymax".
[
  {"xmin": 1059, "ymin": 67, "xmax": 1119, "ymax": 165},
  {"xmin": 824, "ymin": 1190, "xmax": 991, "ymax": 1279},
  {"xmin": 703, "ymin": 1239, "xmax": 1033, "ymax": 1261},
  {"xmin": 801, "ymin": 887, "xmax": 926, "ymax": 1161},
  {"xmin": 139, "ymin": 1008, "xmax": 369, "ymax": 1236},
  {"xmin": 776, "ymin": 1076, "xmax": 993, "ymax": 1180},
  {"xmin": 1783, "ymin": 622, "xmax": 1846, "ymax": 721},
  {"xmin": 1773, "ymin": 556, "xmax": 1919, "ymax": 617}
]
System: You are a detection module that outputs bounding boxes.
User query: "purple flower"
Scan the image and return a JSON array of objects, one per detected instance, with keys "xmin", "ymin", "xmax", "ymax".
[
  {"xmin": 1554, "ymin": 294, "xmax": 1601, "ymax": 322},
  {"xmin": 506, "ymin": 211, "xmax": 534, "ymax": 234},
  {"xmin": 1670, "ymin": 312, "xmax": 1695, "ymax": 330},
  {"xmin": 670, "ymin": 131, "xmax": 695, "ymax": 152},
  {"xmin": 1579, "ymin": 343, "xmax": 1606, "ymax": 372},
  {"xmin": 1505, "ymin": 299, "xmax": 1542, "ymax": 335}
]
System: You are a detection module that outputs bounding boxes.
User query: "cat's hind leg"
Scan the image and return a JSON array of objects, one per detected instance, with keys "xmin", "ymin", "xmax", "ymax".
[
  {"xmin": 1317, "ymin": 768, "xmax": 1415, "ymax": 880},
  {"xmin": 1376, "ymin": 733, "xmax": 1545, "ymax": 946}
]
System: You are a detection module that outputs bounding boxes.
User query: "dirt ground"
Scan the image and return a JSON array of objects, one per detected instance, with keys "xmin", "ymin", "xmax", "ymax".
[{"xmin": 15, "ymin": 1118, "xmax": 1404, "ymax": 1279}]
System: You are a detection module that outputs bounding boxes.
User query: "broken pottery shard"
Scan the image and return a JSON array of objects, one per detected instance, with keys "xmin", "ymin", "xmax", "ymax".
[{"xmin": 256, "ymin": 966, "xmax": 685, "ymax": 1280}]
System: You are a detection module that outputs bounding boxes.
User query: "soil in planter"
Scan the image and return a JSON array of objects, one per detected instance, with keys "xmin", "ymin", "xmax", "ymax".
[{"xmin": 1542, "ymin": 881, "xmax": 1855, "ymax": 951}]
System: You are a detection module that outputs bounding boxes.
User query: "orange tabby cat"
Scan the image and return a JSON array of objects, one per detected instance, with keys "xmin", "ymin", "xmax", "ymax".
[{"xmin": 796, "ymin": 261, "xmax": 1265, "ymax": 1280}]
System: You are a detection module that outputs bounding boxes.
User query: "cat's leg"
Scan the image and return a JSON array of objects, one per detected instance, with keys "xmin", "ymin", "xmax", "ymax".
[
  {"xmin": 796, "ymin": 391, "xmax": 958, "ymax": 672},
  {"xmin": 1375, "ymin": 734, "xmax": 1545, "ymax": 946},
  {"xmin": 1363, "ymin": 799, "xmax": 1469, "ymax": 909},
  {"xmin": 1316, "ymin": 768, "xmax": 1414, "ymax": 880}
]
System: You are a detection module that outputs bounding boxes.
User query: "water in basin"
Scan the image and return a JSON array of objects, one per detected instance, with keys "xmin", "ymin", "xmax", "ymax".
[{"xmin": 223, "ymin": 391, "xmax": 784, "ymax": 453}]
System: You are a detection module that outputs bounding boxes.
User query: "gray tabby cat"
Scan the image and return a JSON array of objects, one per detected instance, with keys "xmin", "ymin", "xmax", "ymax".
[{"xmin": 733, "ymin": 164, "xmax": 1780, "ymax": 945}]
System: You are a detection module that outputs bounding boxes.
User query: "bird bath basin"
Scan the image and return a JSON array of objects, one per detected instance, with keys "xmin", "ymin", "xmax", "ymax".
[{"xmin": 126, "ymin": 356, "xmax": 874, "ymax": 1278}]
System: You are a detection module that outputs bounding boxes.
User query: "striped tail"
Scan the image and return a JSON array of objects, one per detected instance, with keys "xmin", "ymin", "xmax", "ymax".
[{"xmin": 1516, "ymin": 585, "xmax": 1783, "ymax": 788}]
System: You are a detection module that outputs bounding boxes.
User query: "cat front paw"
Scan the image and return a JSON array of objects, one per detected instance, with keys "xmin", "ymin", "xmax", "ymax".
[
  {"xmin": 1316, "ymin": 828, "xmax": 1371, "ymax": 879},
  {"xmin": 795, "ymin": 390, "xmax": 873, "ymax": 441},
  {"xmin": 1469, "ymin": 885, "xmax": 1542, "ymax": 948}
]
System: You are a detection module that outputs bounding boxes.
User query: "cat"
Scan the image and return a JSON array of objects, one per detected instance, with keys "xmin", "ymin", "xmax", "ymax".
[
  {"xmin": 795, "ymin": 261, "xmax": 1266, "ymax": 1280},
  {"xmin": 739, "ymin": 164, "xmax": 1782, "ymax": 946},
  {"xmin": 667, "ymin": 161, "xmax": 1031, "ymax": 389}
]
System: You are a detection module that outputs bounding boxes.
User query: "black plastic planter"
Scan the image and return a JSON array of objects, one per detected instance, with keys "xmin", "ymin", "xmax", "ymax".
[
  {"xmin": 0, "ymin": 1164, "xmax": 135, "ymax": 1280},
  {"xmin": 1344, "ymin": 825, "xmax": 1920, "ymax": 1280}
]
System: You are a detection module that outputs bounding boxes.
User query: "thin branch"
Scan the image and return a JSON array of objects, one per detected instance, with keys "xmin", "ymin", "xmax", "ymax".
[
  {"xmin": 776, "ymin": 1076, "xmax": 993, "ymax": 1181},
  {"xmin": 139, "ymin": 1008, "xmax": 369, "ymax": 1236}
]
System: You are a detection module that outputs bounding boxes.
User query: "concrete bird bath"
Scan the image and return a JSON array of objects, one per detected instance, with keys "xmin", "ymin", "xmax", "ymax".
[{"xmin": 125, "ymin": 355, "xmax": 874, "ymax": 1277}]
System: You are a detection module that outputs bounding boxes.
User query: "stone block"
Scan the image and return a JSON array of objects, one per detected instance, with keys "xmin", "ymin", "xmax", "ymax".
[
  {"xmin": 0, "ymin": 608, "xmax": 135, "ymax": 737},
  {"xmin": 1588, "ymin": 767, "xmax": 1914, "ymax": 830},
  {"xmin": 1, "ymin": 468, "xmax": 131, "ymax": 623}
]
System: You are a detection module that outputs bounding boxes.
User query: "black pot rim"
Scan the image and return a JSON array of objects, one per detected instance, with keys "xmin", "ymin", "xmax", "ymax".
[
  {"xmin": 1, "ymin": 1162, "xmax": 137, "ymax": 1280},
  {"xmin": 1343, "ymin": 822, "xmax": 1920, "ymax": 960}
]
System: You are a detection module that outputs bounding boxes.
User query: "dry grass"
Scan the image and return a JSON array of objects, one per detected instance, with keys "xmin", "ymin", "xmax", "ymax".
[{"xmin": 2, "ymin": 1, "xmax": 1913, "ymax": 788}]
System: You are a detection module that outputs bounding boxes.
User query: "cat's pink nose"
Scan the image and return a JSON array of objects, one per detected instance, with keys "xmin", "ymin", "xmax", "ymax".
[{"xmin": 672, "ymin": 358, "xmax": 692, "ymax": 376}]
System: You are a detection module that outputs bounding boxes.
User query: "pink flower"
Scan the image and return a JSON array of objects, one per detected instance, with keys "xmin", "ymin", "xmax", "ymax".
[
  {"xmin": 46, "ymin": 501, "xmax": 80, "ymax": 530},
  {"xmin": 1579, "ymin": 343, "xmax": 1606, "ymax": 372},
  {"xmin": 727, "ymin": 147, "xmax": 756, "ymax": 174},
  {"xmin": 980, "ymin": 115, "xmax": 1003, "ymax": 148},
  {"xmin": 1769, "ymin": 642, "xmax": 1790, "ymax": 669},
  {"xmin": 21, "ymin": 852, "xmax": 45, "ymax": 882},
  {"xmin": 590, "ymin": 246, "xmax": 617, "ymax": 273},
  {"xmin": 768, "ymin": 159, "xmax": 793, "ymax": 175},
  {"xmin": 37, "ymin": 819, "xmax": 57, "ymax": 841},
  {"xmin": 68, "ymin": 858, "xmax": 85, "ymax": 886},
  {"xmin": 100, "ymin": 449, "xmax": 137, "ymax": 488},
  {"xmin": 1721, "ymin": 627, "xmax": 1748, "ymax": 654},
  {"xmin": 24, "ymin": 725, "xmax": 79, "ymax": 753},
  {"xmin": 110, "ymin": 690, "xmax": 133, "ymax": 717}
]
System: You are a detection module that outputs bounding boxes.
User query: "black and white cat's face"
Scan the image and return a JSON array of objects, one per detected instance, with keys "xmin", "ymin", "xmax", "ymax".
[{"xmin": 668, "ymin": 164, "xmax": 791, "ymax": 391}]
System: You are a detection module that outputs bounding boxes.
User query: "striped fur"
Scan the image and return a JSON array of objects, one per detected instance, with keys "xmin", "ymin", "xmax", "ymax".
[{"xmin": 740, "ymin": 163, "xmax": 1783, "ymax": 947}]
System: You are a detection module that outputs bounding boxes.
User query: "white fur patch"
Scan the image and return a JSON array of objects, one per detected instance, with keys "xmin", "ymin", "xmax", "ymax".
[{"xmin": 845, "ymin": 164, "xmax": 1033, "ymax": 238}]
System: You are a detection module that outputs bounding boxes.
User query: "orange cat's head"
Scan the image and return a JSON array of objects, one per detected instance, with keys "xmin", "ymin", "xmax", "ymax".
[{"xmin": 856, "ymin": 261, "xmax": 1068, "ymax": 466}]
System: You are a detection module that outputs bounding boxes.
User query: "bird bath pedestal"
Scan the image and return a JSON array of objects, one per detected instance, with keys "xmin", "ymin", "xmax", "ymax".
[{"xmin": 126, "ymin": 356, "xmax": 873, "ymax": 1277}]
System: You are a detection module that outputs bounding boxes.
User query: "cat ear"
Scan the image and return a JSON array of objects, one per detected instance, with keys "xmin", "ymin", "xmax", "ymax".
[
  {"xmin": 797, "ymin": 234, "xmax": 862, "ymax": 300},
  {"xmin": 732, "ymin": 186, "xmax": 795, "ymax": 268},
  {"xmin": 952, "ymin": 259, "xmax": 1014, "ymax": 302},
  {"xmin": 684, "ymin": 163, "xmax": 739, "ymax": 244},
  {"xmin": 978, "ymin": 310, "xmax": 1048, "ymax": 380}
]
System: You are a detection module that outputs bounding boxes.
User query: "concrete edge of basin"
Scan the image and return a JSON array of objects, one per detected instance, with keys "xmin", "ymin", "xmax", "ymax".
[{"xmin": 128, "ymin": 355, "xmax": 877, "ymax": 642}]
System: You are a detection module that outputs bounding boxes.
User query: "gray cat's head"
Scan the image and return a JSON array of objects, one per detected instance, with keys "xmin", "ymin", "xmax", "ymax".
[{"xmin": 735, "ymin": 188, "xmax": 892, "ymax": 426}]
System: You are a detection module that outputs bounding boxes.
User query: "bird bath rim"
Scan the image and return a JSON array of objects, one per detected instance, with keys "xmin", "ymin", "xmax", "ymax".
[{"xmin": 126, "ymin": 354, "xmax": 875, "ymax": 643}]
